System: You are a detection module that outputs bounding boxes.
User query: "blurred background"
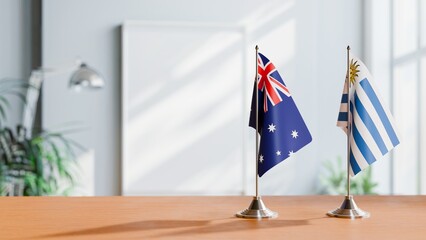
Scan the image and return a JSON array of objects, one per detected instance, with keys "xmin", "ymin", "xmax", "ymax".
[{"xmin": 0, "ymin": 0, "xmax": 424, "ymax": 196}]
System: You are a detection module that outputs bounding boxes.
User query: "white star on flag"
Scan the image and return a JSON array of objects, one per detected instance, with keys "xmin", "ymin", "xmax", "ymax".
[
  {"xmin": 268, "ymin": 123, "xmax": 276, "ymax": 132},
  {"xmin": 259, "ymin": 155, "xmax": 264, "ymax": 163},
  {"xmin": 276, "ymin": 151, "xmax": 281, "ymax": 156},
  {"xmin": 291, "ymin": 130, "xmax": 298, "ymax": 138},
  {"xmin": 288, "ymin": 150, "xmax": 294, "ymax": 156}
]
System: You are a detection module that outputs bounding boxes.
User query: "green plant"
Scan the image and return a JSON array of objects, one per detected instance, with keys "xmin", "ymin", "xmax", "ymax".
[
  {"xmin": 0, "ymin": 78, "xmax": 81, "ymax": 196},
  {"xmin": 319, "ymin": 156, "xmax": 378, "ymax": 195},
  {"xmin": 0, "ymin": 125, "xmax": 82, "ymax": 196}
]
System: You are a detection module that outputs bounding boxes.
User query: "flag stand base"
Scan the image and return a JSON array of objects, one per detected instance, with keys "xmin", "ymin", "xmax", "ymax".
[
  {"xmin": 327, "ymin": 195, "xmax": 370, "ymax": 219},
  {"xmin": 236, "ymin": 196, "xmax": 278, "ymax": 219}
]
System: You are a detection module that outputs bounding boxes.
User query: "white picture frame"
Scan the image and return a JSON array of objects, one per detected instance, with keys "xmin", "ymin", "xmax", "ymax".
[{"xmin": 121, "ymin": 21, "xmax": 249, "ymax": 195}]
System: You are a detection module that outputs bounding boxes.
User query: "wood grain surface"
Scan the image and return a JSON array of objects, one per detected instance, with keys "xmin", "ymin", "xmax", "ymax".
[{"xmin": 0, "ymin": 196, "xmax": 425, "ymax": 239}]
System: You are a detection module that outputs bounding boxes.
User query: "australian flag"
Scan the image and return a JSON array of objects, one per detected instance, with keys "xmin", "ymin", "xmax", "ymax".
[{"xmin": 249, "ymin": 52, "xmax": 312, "ymax": 177}]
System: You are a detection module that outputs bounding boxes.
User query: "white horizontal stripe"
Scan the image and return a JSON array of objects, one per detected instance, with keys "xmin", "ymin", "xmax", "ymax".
[
  {"xmin": 355, "ymin": 82, "xmax": 393, "ymax": 150},
  {"xmin": 363, "ymin": 77, "xmax": 400, "ymax": 142},
  {"xmin": 339, "ymin": 103, "xmax": 348, "ymax": 112},
  {"xmin": 353, "ymin": 103, "xmax": 384, "ymax": 160},
  {"xmin": 337, "ymin": 121, "xmax": 347, "ymax": 126},
  {"xmin": 351, "ymin": 54, "xmax": 400, "ymax": 145}
]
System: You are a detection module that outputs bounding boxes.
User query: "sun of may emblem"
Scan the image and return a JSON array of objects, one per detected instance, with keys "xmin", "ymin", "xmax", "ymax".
[{"xmin": 349, "ymin": 59, "xmax": 360, "ymax": 84}]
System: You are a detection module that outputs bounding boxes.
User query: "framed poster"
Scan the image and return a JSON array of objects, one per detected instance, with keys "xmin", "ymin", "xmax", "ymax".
[{"xmin": 121, "ymin": 21, "xmax": 248, "ymax": 195}]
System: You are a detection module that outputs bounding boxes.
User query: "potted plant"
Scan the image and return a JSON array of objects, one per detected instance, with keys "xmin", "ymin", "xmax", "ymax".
[{"xmin": 0, "ymin": 79, "xmax": 80, "ymax": 196}]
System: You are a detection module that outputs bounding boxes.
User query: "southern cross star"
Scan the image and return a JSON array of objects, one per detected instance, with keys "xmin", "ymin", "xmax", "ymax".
[
  {"xmin": 268, "ymin": 123, "xmax": 276, "ymax": 133},
  {"xmin": 291, "ymin": 130, "xmax": 298, "ymax": 138}
]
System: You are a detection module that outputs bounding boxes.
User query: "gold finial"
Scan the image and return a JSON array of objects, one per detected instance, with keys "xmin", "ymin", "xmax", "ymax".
[
  {"xmin": 255, "ymin": 45, "xmax": 259, "ymax": 51},
  {"xmin": 347, "ymin": 45, "xmax": 351, "ymax": 51}
]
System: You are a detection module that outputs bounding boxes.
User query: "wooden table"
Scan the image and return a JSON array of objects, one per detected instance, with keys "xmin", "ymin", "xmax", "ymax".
[{"xmin": 1, "ymin": 196, "xmax": 425, "ymax": 239}]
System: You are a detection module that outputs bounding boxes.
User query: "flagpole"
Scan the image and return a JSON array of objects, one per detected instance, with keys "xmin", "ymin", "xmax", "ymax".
[
  {"xmin": 255, "ymin": 45, "xmax": 259, "ymax": 198},
  {"xmin": 236, "ymin": 45, "xmax": 277, "ymax": 219},
  {"xmin": 346, "ymin": 45, "xmax": 351, "ymax": 197},
  {"xmin": 326, "ymin": 46, "xmax": 369, "ymax": 219}
]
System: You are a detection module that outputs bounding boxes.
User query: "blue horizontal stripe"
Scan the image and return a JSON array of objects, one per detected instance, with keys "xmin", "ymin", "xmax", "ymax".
[
  {"xmin": 338, "ymin": 112, "xmax": 348, "ymax": 121},
  {"xmin": 341, "ymin": 94, "xmax": 348, "ymax": 103},
  {"xmin": 352, "ymin": 119, "xmax": 376, "ymax": 165},
  {"xmin": 354, "ymin": 91, "xmax": 388, "ymax": 155},
  {"xmin": 350, "ymin": 149, "xmax": 361, "ymax": 175},
  {"xmin": 360, "ymin": 78, "xmax": 400, "ymax": 147}
]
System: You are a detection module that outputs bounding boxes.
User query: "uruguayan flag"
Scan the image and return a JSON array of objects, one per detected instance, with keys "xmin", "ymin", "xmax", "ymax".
[{"xmin": 337, "ymin": 54, "xmax": 400, "ymax": 176}]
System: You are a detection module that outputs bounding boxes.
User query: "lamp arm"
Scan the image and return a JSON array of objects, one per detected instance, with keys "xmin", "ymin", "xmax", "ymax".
[
  {"xmin": 21, "ymin": 72, "xmax": 43, "ymax": 137},
  {"xmin": 21, "ymin": 60, "xmax": 81, "ymax": 137},
  {"xmin": 34, "ymin": 59, "xmax": 82, "ymax": 77}
]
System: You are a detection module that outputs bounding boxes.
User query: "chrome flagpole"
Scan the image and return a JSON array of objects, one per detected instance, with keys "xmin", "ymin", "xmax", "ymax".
[
  {"xmin": 255, "ymin": 44, "xmax": 260, "ymax": 198},
  {"xmin": 236, "ymin": 45, "xmax": 277, "ymax": 219},
  {"xmin": 327, "ymin": 46, "xmax": 369, "ymax": 219}
]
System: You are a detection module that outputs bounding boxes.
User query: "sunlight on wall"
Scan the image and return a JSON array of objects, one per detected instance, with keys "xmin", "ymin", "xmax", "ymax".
[
  {"xmin": 242, "ymin": 0, "xmax": 294, "ymax": 31},
  {"xmin": 393, "ymin": 62, "xmax": 419, "ymax": 194},
  {"xmin": 172, "ymin": 31, "xmax": 243, "ymax": 79},
  {"xmin": 393, "ymin": 0, "xmax": 418, "ymax": 58},
  {"xmin": 73, "ymin": 149, "xmax": 95, "ymax": 196}
]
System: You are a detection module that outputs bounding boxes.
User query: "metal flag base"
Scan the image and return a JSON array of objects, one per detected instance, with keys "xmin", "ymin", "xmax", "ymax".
[
  {"xmin": 327, "ymin": 195, "xmax": 370, "ymax": 219},
  {"xmin": 236, "ymin": 196, "xmax": 278, "ymax": 219}
]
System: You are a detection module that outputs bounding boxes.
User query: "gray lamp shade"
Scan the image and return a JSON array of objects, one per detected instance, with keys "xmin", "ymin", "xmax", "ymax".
[{"xmin": 69, "ymin": 63, "xmax": 104, "ymax": 90}]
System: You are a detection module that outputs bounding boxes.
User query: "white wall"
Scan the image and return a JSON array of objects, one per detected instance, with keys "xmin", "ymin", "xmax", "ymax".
[
  {"xmin": 42, "ymin": 0, "xmax": 362, "ymax": 195},
  {"xmin": 0, "ymin": 0, "xmax": 32, "ymax": 127}
]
